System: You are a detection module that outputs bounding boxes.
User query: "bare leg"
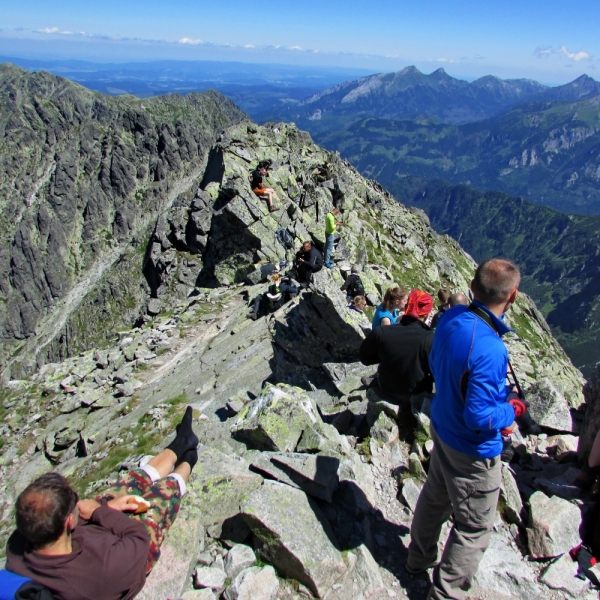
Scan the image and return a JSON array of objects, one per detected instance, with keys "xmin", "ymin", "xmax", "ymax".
[
  {"xmin": 147, "ymin": 449, "xmax": 177, "ymax": 479},
  {"xmin": 173, "ymin": 461, "xmax": 192, "ymax": 484},
  {"xmin": 589, "ymin": 430, "xmax": 600, "ymax": 467}
]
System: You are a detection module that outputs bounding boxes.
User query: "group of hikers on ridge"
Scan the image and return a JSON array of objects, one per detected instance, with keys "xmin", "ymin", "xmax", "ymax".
[{"xmin": 4, "ymin": 159, "xmax": 600, "ymax": 600}]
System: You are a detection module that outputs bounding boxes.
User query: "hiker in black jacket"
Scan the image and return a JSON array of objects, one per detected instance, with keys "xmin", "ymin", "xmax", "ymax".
[
  {"xmin": 247, "ymin": 273, "xmax": 298, "ymax": 320},
  {"xmin": 341, "ymin": 266, "xmax": 365, "ymax": 301},
  {"xmin": 294, "ymin": 241, "xmax": 324, "ymax": 284},
  {"xmin": 360, "ymin": 290, "xmax": 435, "ymax": 405}
]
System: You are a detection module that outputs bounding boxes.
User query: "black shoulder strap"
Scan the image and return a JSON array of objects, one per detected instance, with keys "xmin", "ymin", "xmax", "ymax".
[{"xmin": 468, "ymin": 303, "xmax": 525, "ymax": 399}]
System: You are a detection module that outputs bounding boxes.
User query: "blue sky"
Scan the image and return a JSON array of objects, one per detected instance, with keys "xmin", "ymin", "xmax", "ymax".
[{"xmin": 1, "ymin": 0, "xmax": 598, "ymax": 84}]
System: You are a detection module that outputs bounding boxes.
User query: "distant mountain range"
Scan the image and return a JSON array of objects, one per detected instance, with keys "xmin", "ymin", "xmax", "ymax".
[
  {"xmin": 316, "ymin": 93, "xmax": 600, "ymax": 214},
  {"xmin": 264, "ymin": 65, "xmax": 600, "ymax": 128},
  {"xmin": 391, "ymin": 177, "xmax": 600, "ymax": 378}
]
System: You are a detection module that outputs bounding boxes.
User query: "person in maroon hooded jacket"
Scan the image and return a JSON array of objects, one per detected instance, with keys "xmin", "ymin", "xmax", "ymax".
[{"xmin": 6, "ymin": 407, "xmax": 198, "ymax": 600}]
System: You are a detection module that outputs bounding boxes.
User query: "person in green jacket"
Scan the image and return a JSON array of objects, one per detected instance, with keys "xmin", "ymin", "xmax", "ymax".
[{"xmin": 324, "ymin": 206, "xmax": 342, "ymax": 268}]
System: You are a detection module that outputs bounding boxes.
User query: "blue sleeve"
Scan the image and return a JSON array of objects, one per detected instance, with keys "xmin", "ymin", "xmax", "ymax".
[{"xmin": 463, "ymin": 341, "xmax": 516, "ymax": 432}]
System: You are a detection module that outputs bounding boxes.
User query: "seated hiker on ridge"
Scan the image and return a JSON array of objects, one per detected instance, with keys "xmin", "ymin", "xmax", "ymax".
[
  {"xmin": 360, "ymin": 290, "xmax": 435, "ymax": 405},
  {"xmin": 372, "ymin": 286, "xmax": 407, "ymax": 328},
  {"xmin": 248, "ymin": 272, "xmax": 298, "ymax": 320},
  {"xmin": 250, "ymin": 162, "xmax": 281, "ymax": 213},
  {"xmin": 348, "ymin": 295, "xmax": 367, "ymax": 314},
  {"xmin": 5, "ymin": 407, "xmax": 199, "ymax": 600},
  {"xmin": 294, "ymin": 240, "xmax": 324, "ymax": 285},
  {"xmin": 430, "ymin": 290, "xmax": 469, "ymax": 329}
]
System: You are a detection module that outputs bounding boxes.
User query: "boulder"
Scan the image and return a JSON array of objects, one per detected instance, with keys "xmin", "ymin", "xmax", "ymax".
[
  {"xmin": 369, "ymin": 411, "xmax": 399, "ymax": 444},
  {"xmin": 527, "ymin": 491, "xmax": 582, "ymax": 558},
  {"xmin": 181, "ymin": 590, "xmax": 216, "ymax": 600},
  {"xmin": 472, "ymin": 527, "xmax": 543, "ymax": 598},
  {"xmin": 241, "ymin": 481, "xmax": 347, "ymax": 597},
  {"xmin": 400, "ymin": 477, "xmax": 423, "ymax": 513},
  {"xmin": 250, "ymin": 452, "xmax": 339, "ymax": 502},
  {"xmin": 223, "ymin": 565, "xmax": 279, "ymax": 600},
  {"xmin": 230, "ymin": 384, "xmax": 322, "ymax": 452},
  {"xmin": 500, "ymin": 464, "xmax": 524, "ymax": 526},
  {"xmin": 325, "ymin": 545, "xmax": 385, "ymax": 600},
  {"xmin": 322, "ymin": 361, "xmax": 374, "ymax": 396},
  {"xmin": 193, "ymin": 567, "xmax": 227, "ymax": 593},
  {"xmin": 224, "ymin": 544, "xmax": 257, "ymax": 579},
  {"xmin": 527, "ymin": 379, "xmax": 575, "ymax": 433},
  {"xmin": 539, "ymin": 552, "xmax": 589, "ymax": 596},
  {"xmin": 186, "ymin": 447, "xmax": 263, "ymax": 529},
  {"xmin": 137, "ymin": 505, "xmax": 203, "ymax": 600}
]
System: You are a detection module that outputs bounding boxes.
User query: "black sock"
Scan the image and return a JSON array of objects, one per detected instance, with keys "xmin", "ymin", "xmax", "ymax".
[
  {"xmin": 177, "ymin": 446, "xmax": 198, "ymax": 470},
  {"xmin": 166, "ymin": 406, "xmax": 198, "ymax": 462}
]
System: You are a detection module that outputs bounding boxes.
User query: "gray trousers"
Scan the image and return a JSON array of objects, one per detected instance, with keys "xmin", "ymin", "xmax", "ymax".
[{"xmin": 407, "ymin": 427, "xmax": 501, "ymax": 600}]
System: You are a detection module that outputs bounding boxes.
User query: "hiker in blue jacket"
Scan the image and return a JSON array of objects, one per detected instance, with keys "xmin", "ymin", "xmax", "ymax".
[{"xmin": 406, "ymin": 258, "xmax": 530, "ymax": 600}]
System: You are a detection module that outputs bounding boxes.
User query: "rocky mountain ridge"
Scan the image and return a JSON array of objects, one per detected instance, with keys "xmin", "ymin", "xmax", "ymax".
[
  {"xmin": 0, "ymin": 63, "xmax": 247, "ymax": 379},
  {"xmin": 264, "ymin": 66, "xmax": 549, "ymax": 129},
  {"xmin": 0, "ymin": 69, "xmax": 597, "ymax": 600}
]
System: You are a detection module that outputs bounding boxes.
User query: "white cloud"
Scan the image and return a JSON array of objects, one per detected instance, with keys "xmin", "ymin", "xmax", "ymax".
[
  {"xmin": 560, "ymin": 46, "xmax": 590, "ymax": 61},
  {"xmin": 244, "ymin": 44, "xmax": 255, "ymax": 48},
  {"xmin": 38, "ymin": 27, "xmax": 73, "ymax": 35},
  {"xmin": 535, "ymin": 45, "xmax": 591, "ymax": 62},
  {"xmin": 178, "ymin": 37, "xmax": 202, "ymax": 45},
  {"xmin": 289, "ymin": 45, "xmax": 303, "ymax": 51}
]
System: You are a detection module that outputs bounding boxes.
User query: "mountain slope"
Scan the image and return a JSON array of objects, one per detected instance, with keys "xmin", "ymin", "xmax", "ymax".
[
  {"xmin": 390, "ymin": 177, "xmax": 600, "ymax": 376},
  {"xmin": 262, "ymin": 65, "xmax": 548, "ymax": 128},
  {"xmin": 0, "ymin": 63, "xmax": 247, "ymax": 377},
  {"xmin": 317, "ymin": 94, "xmax": 600, "ymax": 214}
]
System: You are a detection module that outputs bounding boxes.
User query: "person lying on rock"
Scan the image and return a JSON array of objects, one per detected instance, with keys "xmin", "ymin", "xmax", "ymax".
[
  {"xmin": 359, "ymin": 289, "xmax": 434, "ymax": 405},
  {"xmin": 5, "ymin": 407, "xmax": 199, "ymax": 600},
  {"xmin": 250, "ymin": 163, "xmax": 281, "ymax": 213},
  {"xmin": 248, "ymin": 273, "xmax": 299, "ymax": 320},
  {"xmin": 294, "ymin": 240, "xmax": 324, "ymax": 285}
]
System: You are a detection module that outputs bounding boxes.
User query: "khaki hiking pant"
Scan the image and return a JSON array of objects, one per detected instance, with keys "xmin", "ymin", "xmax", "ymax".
[{"xmin": 407, "ymin": 427, "xmax": 501, "ymax": 600}]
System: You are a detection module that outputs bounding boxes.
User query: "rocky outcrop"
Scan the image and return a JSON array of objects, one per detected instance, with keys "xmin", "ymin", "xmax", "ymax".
[{"xmin": 0, "ymin": 64, "xmax": 246, "ymax": 378}]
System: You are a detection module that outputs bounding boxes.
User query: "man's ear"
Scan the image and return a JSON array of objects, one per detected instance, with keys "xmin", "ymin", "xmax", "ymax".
[
  {"xmin": 470, "ymin": 279, "xmax": 475, "ymax": 294},
  {"xmin": 508, "ymin": 288, "xmax": 518, "ymax": 304}
]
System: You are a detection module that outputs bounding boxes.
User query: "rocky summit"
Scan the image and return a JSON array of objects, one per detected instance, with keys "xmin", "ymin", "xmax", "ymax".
[{"xmin": 0, "ymin": 67, "xmax": 598, "ymax": 599}]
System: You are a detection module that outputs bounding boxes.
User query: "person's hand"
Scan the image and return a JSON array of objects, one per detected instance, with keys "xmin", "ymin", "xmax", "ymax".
[
  {"xmin": 107, "ymin": 495, "xmax": 146, "ymax": 513},
  {"xmin": 509, "ymin": 398, "xmax": 528, "ymax": 418},
  {"xmin": 77, "ymin": 499, "xmax": 101, "ymax": 520},
  {"xmin": 501, "ymin": 422, "xmax": 517, "ymax": 436},
  {"xmin": 298, "ymin": 258, "xmax": 304, "ymax": 263}
]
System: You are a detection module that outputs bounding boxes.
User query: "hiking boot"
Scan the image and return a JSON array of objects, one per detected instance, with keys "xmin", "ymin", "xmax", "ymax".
[
  {"xmin": 269, "ymin": 206, "xmax": 277, "ymax": 213},
  {"xmin": 405, "ymin": 560, "xmax": 438, "ymax": 575},
  {"xmin": 247, "ymin": 312, "xmax": 258, "ymax": 321}
]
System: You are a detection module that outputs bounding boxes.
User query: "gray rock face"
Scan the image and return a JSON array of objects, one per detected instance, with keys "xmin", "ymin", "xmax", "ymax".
[
  {"xmin": 241, "ymin": 481, "xmax": 347, "ymax": 597},
  {"xmin": 224, "ymin": 544, "xmax": 257, "ymax": 579},
  {"xmin": 137, "ymin": 505, "xmax": 203, "ymax": 600},
  {"xmin": 579, "ymin": 363, "xmax": 600, "ymax": 459},
  {"xmin": 527, "ymin": 492, "xmax": 582, "ymax": 558},
  {"xmin": 223, "ymin": 565, "xmax": 279, "ymax": 600},
  {"xmin": 0, "ymin": 64, "xmax": 246, "ymax": 378},
  {"xmin": 500, "ymin": 464, "xmax": 524, "ymax": 526},
  {"xmin": 400, "ymin": 477, "xmax": 423, "ymax": 513},
  {"xmin": 250, "ymin": 452, "xmax": 340, "ymax": 502},
  {"xmin": 527, "ymin": 379, "xmax": 575, "ymax": 432},
  {"xmin": 193, "ymin": 566, "xmax": 227, "ymax": 592},
  {"xmin": 472, "ymin": 527, "xmax": 543, "ymax": 598},
  {"xmin": 539, "ymin": 552, "xmax": 589, "ymax": 596}
]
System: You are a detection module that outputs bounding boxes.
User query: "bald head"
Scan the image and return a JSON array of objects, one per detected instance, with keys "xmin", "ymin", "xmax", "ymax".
[
  {"xmin": 471, "ymin": 259, "xmax": 520, "ymax": 307},
  {"xmin": 449, "ymin": 292, "xmax": 469, "ymax": 307}
]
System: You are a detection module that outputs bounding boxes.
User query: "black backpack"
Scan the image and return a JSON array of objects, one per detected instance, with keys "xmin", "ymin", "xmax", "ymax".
[
  {"xmin": 276, "ymin": 228, "xmax": 294, "ymax": 250},
  {"xmin": 349, "ymin": 275, "xmax": 365, "ymax": 297}
]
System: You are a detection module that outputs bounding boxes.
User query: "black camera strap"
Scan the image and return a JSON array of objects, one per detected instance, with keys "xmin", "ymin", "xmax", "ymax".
[{"xmin": 468, "ymin": 303, "xmax": 525, "ymax": 400}]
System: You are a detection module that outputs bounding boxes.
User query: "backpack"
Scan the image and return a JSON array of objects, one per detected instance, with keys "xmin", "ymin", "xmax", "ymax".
[
  {"xmin": 0, "ymin": 570, "xmax": 54, "ymax": 600},
  {"xmin": 348, "ymin": 275, "xmax": 365, "ymax": 297},
  {"xmin": 275, "ymin": 228, "xmax": 294, "ymax": 250}
]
